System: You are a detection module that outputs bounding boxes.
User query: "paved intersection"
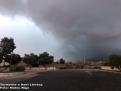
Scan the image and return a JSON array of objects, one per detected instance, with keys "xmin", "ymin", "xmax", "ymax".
[{"xmin": 1, "ymin": 69, "xmax": 121, "ymax": 91}]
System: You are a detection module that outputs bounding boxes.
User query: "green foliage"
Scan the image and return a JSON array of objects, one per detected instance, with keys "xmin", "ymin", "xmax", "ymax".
[
  {"xmin": 0, "ymin": 37, "xmax": 16, "ymax": 66},
  {"xmin": 38, "ymin": 52, "xmax": 54, "ymax": 66},
  {"xmin": 59, "ymin": 58, "xmax": 66, "ymax": 64},
  {"xmin": 109, "ymin": 54, "xmax": 121, "ymax": 68},
  {"xmin": 58, "ymin": 66, "xmax": 67, "ymax": 69},
  {"xmin": 23, "ymin": 53, "xmax": 38, "ymax": 67},
  {"xmin": 6, "ymin": 54, "xmax": 21, "ymax": 65},
  {"xmin": 23, "ymin": 52, "xmax": 54, "ymax": 67},
  {"xmin": 10, "ymin": 65, "xmax": 25, "ymax": 72},
  {"xmin": 0, "ymin": 37, "xmax": 16, "ymax": 56},
  {"xmin": 0, "ymin": 37, "xmax": 55, "ymax": 69},
  {"xmin": 0, "ymin": 53, "xmax": 3, "ymax": 63},
  {"xmin": 4, "ymin": 54, "xmax": 21, "ymax": 65}
]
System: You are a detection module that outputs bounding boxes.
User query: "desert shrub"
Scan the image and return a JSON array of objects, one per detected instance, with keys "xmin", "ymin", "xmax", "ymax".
[
  {"xmin": 58, "ymin": 58, "xmax": 66, "ymax": 64},
  {"xmin": 32, "ymin": 63, "xmax": 39, "ymax": 67},
  {"xmin": 66, "ymin": 64, "xmax": 74, "ymax": 69},
  {"xmin": 93, "ymin": 66, "xmax": 101, "ymax": 69},
  {"xmin": 58, "ymin": 66, "xmax": 67, "ymax": 69},
  {"xmin": 75, "ymin": 65, "xmax": 84, "ymax": 69},
  {"xmin": 10, "ymin": 65, "xmax": 25, "ymax": 72}
]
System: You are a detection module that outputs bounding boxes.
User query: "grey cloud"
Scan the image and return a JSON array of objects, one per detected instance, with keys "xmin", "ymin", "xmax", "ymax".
[
  {"xmin": 0, "ymin": 0, "xmax": 121, "ymax": 60},
  {"xmin": 0, "ymin": 0, "xmax": 27, "ymax": 15}
]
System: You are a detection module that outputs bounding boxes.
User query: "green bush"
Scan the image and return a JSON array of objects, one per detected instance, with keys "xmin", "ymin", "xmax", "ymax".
[
  {"xmin": 58, "ymin": 66, "xmax": 67, "ymax": 69},
  {"xmin": 10, "ymin": 65, "xmax": 25, "ymax": 72},
  {"xmin": 75, "ymin": 65, "xmax": 84, "ymax": 69},
  {"xmin": 93, "ymin": 66, "xmax": 101, "ymax": 69},
  {"xmin": 66, "ymin": 64, "xmax": 75, "ymax": 69}
]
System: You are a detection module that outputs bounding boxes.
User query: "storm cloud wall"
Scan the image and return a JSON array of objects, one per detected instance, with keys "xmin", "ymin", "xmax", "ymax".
[{"xmin": 0, "ymin": 0, "xmax": 121, "ymax": 60}]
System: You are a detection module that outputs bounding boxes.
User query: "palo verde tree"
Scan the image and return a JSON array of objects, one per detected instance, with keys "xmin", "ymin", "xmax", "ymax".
[
  {"xmin": 38, "ymin": 52, "xmax": 54, "ymax": 66},
  {"xmin": 23, "ymin": 53, "xmax": 38, "ymax": 68},
  {"xmin": 0, "ymin": 53, "xmax": 2, "ymax": 63},
  {"xmin": 29, "ymin": 53, "xmax": 38, "ymax": 67},
  {"xmin": 109, "ymin": 54, "xmax": 121, "ymax": 69},
  {"xmin": 4, "ymin": 54, "xmax": 21, "ymax": 65},
  {"xmin": 59, "ymin": 58, "xmax": 66, "ymax": 64},
  {"xmin": 0, "ymin": 37, "xmax": 16, "ymax": 66}
]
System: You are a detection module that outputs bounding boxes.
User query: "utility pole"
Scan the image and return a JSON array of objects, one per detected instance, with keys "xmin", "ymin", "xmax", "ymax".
[{"xmin": 84, "ymin": 56, "xmax": 86, "ymax": 64}]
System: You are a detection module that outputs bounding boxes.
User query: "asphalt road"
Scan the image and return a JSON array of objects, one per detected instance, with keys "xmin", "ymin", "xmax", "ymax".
[{"xmin": 1, "ymin": 69, "xmax": 121, "ymax": 91}]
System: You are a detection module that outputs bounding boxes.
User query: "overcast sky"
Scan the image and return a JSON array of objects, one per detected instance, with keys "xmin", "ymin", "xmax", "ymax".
[{"xmin": 0, "ymin": 0, "xmax": 121, "ymax": 60}]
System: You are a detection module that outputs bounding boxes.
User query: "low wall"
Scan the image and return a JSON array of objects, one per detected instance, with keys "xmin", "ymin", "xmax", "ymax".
[
  {"xmin": 101, "ymin": 66, "xmax": 112, "ymax": 70},
  {"xmin": 101, "ymin": 66, "xmax": 119, "ymax": 71}
]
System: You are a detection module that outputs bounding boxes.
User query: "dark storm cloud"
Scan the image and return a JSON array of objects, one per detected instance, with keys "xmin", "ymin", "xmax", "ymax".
[
  {"xmin": 27, "ymin": 0, "xmax": 121, "ymax": 60},
  {"xmin": 1, "ymin": 0, "xmax": 121, "ymax": 60},
  {"xmin": 0, "ymin": 0, "xmax": 27, "ymax": 15}
]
